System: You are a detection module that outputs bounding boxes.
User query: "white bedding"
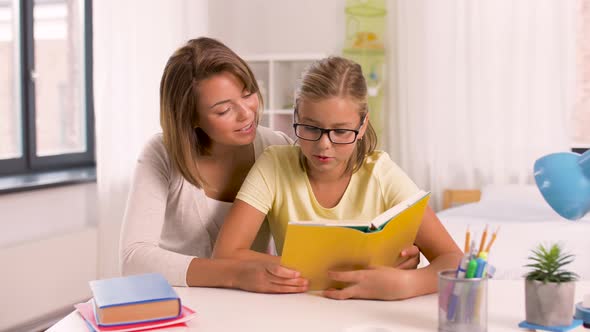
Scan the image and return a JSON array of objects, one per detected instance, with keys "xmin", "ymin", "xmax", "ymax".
[{"xmin": 438, "ymin": 185, "xmax": 590, "ymax": 280}]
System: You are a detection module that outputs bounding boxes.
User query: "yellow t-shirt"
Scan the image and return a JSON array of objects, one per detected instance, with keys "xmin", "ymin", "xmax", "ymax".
[{"xmin": 236, "ymin": 145, "xmax": 420, "ymax": 254}]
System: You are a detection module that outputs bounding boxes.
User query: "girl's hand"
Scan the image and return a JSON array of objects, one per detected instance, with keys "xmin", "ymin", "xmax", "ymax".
[
  {"xmin": 396, "ymin": 245, "xmax": 421, "ymax": 269},
  {"xmin": 233, "ymin": 261, "xmax": 309, "ymax": 294},
  {"xmin": 322, "ymin": 266, "xmax": 411, "ymax": 300}
]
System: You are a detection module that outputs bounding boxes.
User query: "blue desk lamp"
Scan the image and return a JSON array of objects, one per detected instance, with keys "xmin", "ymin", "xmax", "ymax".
[
  {"xmin": 533, "ymin": 149, "xmax": 590, "ymax": 330},
  {"xmin": 533, "ymin": 149, "xmax": 590, "ymax": 221}
]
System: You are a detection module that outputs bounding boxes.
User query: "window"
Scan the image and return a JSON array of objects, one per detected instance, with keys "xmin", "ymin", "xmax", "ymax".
[{"xmin": 0, "ymin": 0, "xmax": 94, "ymax": 177}]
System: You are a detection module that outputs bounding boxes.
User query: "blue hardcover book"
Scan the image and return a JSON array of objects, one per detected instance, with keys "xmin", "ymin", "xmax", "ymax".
[{"xmin": 89, "ymin": 273, "xmax": 181, "ymax": 327}]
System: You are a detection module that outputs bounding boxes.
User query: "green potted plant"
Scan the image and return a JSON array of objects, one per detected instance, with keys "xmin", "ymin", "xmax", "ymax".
[{"xmin": 524, "ymin": 243, "xmax": 578, "ymax": 326}]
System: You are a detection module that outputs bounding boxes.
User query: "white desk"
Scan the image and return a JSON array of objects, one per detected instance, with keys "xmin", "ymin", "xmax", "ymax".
[{"xmin": 47, "ymin": 280, "xmax": 590, "ymax": 332}]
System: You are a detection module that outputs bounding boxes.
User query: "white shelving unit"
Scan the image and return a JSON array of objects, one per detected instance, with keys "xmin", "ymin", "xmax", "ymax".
[{"xmin": 244, "ymin": 54, "xmax": 324, "ymax": 140}]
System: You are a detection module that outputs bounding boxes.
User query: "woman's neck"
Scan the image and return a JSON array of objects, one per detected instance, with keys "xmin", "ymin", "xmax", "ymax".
[
  {"xmin": 197, "ymin": 143, "xmax": 255, "ymax": 202},
  {"xmin": 203, "ymin": 142, "xmax": 252, "ymax": 162}
]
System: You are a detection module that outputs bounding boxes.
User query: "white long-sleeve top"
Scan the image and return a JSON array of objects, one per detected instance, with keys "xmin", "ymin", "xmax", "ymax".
[{"xmin": 119, "ymin": 126, "xmax": 292, "ymax": 286}]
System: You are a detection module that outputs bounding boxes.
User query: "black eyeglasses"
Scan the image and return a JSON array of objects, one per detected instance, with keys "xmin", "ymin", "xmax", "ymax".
[{"xmin": 292, "ymin": 115, "xmax": 366, "ymax": 145}]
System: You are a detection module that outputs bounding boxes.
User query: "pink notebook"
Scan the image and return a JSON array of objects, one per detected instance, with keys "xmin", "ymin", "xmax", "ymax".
[{"xmin": 75, "ymin": 301, "xmax": 197, "ymax": 332}]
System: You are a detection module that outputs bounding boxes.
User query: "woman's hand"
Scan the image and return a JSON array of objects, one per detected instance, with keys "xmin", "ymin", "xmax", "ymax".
[
  {"xmin": 396, "ymin": 245, "xmax": 421, "ymax": 269},
  {"xmin": 233, "ymin": 261, "xmax": 309, "ymax": 294},
  {"xmin": 322, "ymin": 266, "xmax": 411, "ymax": 300}
]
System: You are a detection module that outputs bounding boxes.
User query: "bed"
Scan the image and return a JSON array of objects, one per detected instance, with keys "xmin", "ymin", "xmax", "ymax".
[{"xmin": 437, "ymin": 185, "xmax": 590, "ymax": 280}]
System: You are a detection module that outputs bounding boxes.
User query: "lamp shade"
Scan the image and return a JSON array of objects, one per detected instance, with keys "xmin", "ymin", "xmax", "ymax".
[{"xmin": 533, "ymin": 149, "xmax": 590, "ymax": 220}]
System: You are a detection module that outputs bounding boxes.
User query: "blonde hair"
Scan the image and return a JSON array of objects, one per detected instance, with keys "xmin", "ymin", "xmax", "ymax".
[
  {"xmin": 159, "ymin": 37, "xmax": 262, "ymax": 188},
  {"xmin": 294, "ymin": 56, "xmax": 377, "ymax": 173}
]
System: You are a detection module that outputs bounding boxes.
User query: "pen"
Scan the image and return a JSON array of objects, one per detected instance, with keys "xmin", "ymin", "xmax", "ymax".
[
  {"xmin": 458, "ymin": 259, "xmax": 477, "ymax": 322},
  {"xmin": 486, "ymin": 264, "xmax": 496, "ymax": 278},
  {"xmin": 475, "ymin": 257, "xmax": 487, "ymax": 278},
  {"xmin": 447, "ymin": 286, "xmax": 461, "ymax": 321},
  {"xmin": 465, "ymin": 258, "xmax": 478, "ymax": 278},
  {"xmin": 446, "ymin": 253, "xmax": 471, "ymax": 320},
  {"xmin": 472, "ymin": 253, "xmax": 489, "ymax": 323},
  {"xmin": 456, "ymin": 254, "xmax": 471, "ymax": 278}
]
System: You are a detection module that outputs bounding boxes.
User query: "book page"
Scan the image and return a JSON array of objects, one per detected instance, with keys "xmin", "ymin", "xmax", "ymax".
[
  {"xmin": 370, "ymin": 190, "xmax": 429, "ymax": 229},
  {"xmin": 288, "ymin": 220, "xmax": 370, "ymax": 227}
]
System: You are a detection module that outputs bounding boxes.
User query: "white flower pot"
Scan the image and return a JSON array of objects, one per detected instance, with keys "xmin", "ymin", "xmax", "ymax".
[{"xmin": 525, "ymin": 279, "xmax": 575, "ymax": 326}]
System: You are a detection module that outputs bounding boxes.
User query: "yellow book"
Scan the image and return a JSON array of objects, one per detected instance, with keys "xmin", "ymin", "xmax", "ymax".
[{"xmin": 280, "ymin": 190, "xmax": 431, "ymax": 290}]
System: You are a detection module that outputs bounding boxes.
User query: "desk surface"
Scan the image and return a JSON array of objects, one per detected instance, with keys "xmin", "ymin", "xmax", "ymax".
[{"xmin": 48, "ymin": 280, "xmax": 590, "ymax": 332}]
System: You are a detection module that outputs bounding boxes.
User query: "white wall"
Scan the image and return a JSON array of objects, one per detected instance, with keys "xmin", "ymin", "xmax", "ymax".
[
  {"xmin": 0, "ymin": 183, "xmax": 97, "ymax": 247},
  {"xmin": 208, "ymin": 0, "xmax": 344, "ymax": 55},
  {"xmin": 0, "ymin": 184, "xmax": 97, "ymax": 331}
]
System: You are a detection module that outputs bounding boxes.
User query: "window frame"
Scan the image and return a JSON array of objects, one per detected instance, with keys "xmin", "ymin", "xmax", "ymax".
[{"xmin": 0, "ymin": 0, "xmax": 95, "ymax": 177}]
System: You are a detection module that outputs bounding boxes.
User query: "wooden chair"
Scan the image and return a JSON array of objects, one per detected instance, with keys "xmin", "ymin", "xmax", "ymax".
[{"xmin": 442, "ymin": 189, "xmax": 482, "ymax": 210}]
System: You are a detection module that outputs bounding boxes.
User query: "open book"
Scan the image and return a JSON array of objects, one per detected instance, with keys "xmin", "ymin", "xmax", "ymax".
[{"xmin": 280, "ymin": 190, "xmax": 431, "ymax": 290}]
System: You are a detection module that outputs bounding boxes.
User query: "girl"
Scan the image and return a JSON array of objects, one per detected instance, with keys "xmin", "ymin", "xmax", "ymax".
[{"xmin": 213, "ymin": 56, "xmax": 463, "ymax": 300}]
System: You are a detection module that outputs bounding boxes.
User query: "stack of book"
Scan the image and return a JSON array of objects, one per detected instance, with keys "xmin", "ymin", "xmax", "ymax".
[{"xmin": 75, "ymin": 273, "xmax": 197, "ymax": 332}]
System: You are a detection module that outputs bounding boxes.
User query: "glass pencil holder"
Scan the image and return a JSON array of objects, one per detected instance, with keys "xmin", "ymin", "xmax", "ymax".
[{"xmin": 438, "ymin": 269, "xmax": 488, "ymax": 332}]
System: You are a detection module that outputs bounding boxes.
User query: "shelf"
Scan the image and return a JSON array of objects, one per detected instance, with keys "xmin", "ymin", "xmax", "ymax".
[{"xmin": 246, "ymin": 54, "xmax": 324, "ymax": 139}]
